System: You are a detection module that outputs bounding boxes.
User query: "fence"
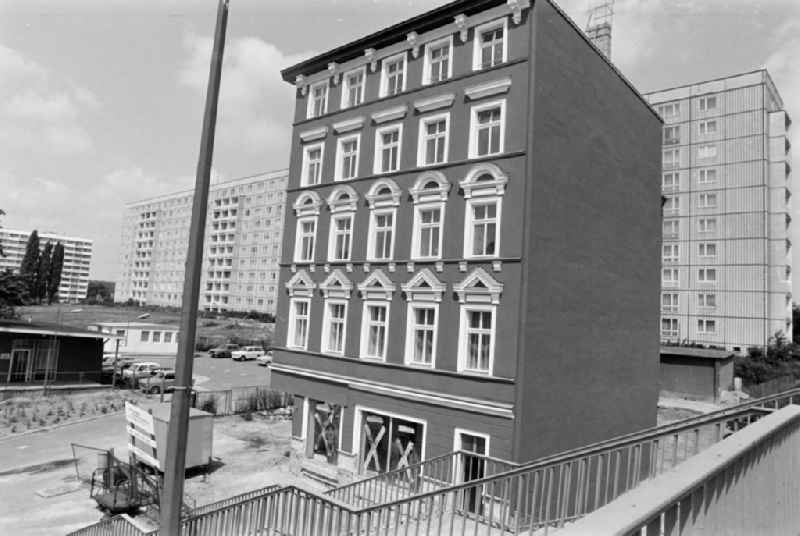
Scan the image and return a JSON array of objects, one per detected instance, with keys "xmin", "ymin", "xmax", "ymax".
[
  {"xmin": 190, "ymin": 386, "xmax": 291, "ymax": 416},
  {"xmin": 744, "ymin": 375, "xmax": 800, "ymax": 399},
  {"xmin": 71, "ymin": 443, "xmax": 114, "ymax": 484},
  {"xmin": 558, "ymin": 405, "xmax": 800, "ymax": 535},
  {"xmin": 66, "ymin": 515, "xmax": 152, "ymax": 536}
]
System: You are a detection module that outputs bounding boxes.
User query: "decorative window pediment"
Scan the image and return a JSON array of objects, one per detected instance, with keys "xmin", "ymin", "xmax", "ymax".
[
  {"xmin": 320, "ymin": 269, "xmax": 353, "ymax": 299},
  {"xmin": 333, "ymin": 116, "xmax": 365, "ymax": 134},
  {"xmin": 285, "ymin": 269, "xmax": 316, "ymax": 298},
  {"xmin": 327, "ymin": 185, "xmax": 359, "ymax": 213},
  {"xmin": 414, "ymin": 94, "xmax": 455, "ymax": 113},
  {"xmin": 401, "ymin": 268, "xmax": 447, "ymax": 302},
  {"xmin": 299, "ymin": 126, "xmax": 328, "ymax": 143},
  {"xmin": 357, "ymin": 269, "xmax": 396, "ymax": 301},
  {"xmin": 366, "ymin": 179, "xmax": 401, "ymax": 209},
  {"xmin": 460, "ymin": 163, "xmax": 508, "ymax": 198},
  {"xmin": 294, "ymin": 191, "xmax": 323, "ymax": 217},
  {"xmin": 410, "ymin": 171, "xmax": 451, "ymax": 203},
  {"xmin": 454, "ymin": 267, "xmax": 503, "ymax": 304},
  {"xmin": 372, "ymin": 105, "xmax": 408, "ymax": 125},
  {"xmin": 465, "ymin": 77, "xmax": 512, "ymax": 101}
]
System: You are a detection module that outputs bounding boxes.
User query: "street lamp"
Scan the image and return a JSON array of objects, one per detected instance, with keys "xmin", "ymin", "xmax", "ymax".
[{"xmin": 112, "ymin": 312, "xmax": 151, "ymax": 388}]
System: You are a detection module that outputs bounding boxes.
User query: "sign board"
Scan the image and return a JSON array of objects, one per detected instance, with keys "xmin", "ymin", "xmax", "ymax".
[{"xmin": 125, "ymin": 402, "xmax": 154, "ymax": 435}]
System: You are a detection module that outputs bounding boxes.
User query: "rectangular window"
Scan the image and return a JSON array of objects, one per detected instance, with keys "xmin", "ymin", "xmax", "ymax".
[
  {"xmin": 417, "ymin": 207, "xmax": 442, "ymax": 258},
  {"xmin": 370, "ymin": 211, "xmax": 395, "ymax": 260},
  {"xmin": 698, "ymin": 242, "xmax": 717, "ymax": 258},
  {"xmin": 697, "ymin": 319, "xmax": 716, "ymax": 334},
  {"xmin": 474, "ymin": 19, "xmax": 507, "ymax": 70},
  {"xmin": 663, "ymin": 219, "xmax": 679, "ymax": 237},
  {"xmin": 336, "ymin": 135, "xmax": 360, "ymax": 180},
  {"xmin": 698, "ymin": 193, "xmax": 717, "ymax": 208},
  {"xmin": 698, "ymin": 217, "xmax": 717, "ymax": 233},
  {"xmin": 662, "ymin": 172, "xmax": 679, "ymax": 190},
  {"xmin": 661, "ymin": 318, "xmax": 679, "ymax": 337},
  {"xmin": 698, "ymin": 268, "xmax": 717, "ymax": 283},
  {"xmin": 375, "ymin": 125, "xmax": 402, "ymax": 174},
  {"xmin": 342, "ymin": 68, "xmax": 365, "ymax": 108},
  {"xmin": 381, "ymin": 53, "xmax": 406, "ymax": 97},
  {"xmin": 663, "ymin": 125, "xmax": 680, "ymax": 144},
  {"xmin": 470, "ymin": 101, "xmax": 505, "ymax": 158},
  {"xmin": 663, "ymin": 149, "xmax": 680, "ymax": 168},
  {"xmin": 659, "ymin": 103, "xmax": 680, "ymax": 119},
  {"xmin": 697, "ymin": 144, "xmax": 717, "ymax": 159},
  {"xmin": 409, "ymin": 306, "xmax": 436, "ymax": 366},
  {"xmin": 288, "ymin": 299, "xmax": 309, "ymax": 349},
  {"xmin": 663, "ymin": 196, "xmax": 680, "ymax": 212},
  {"xmin": 662, "ymin": 293, "xmax": 679, "ymax": 311},
  {"xmin": 140, "ymin": 330, "xmax": 150, "ymax": 342},
  {"xmin": 463, "ymin": 309, "xmax": 494, "ymax": 373},
  {"xmin": 363, "ymin": 304, "xmax": 388, "ymax": 359},
  {"xmin": 469, "ymin": 202, "xmax": 498, "ymax": 257},
  {"xmin": 698, "ymin": 120, "xmax": 717, "ymax": 135},
  {"xmin": 698, "ymin": 95, "xmax": 717, "ymax": 112},
  {"xmin": 152, "ymin": 331, "xmax": 161, "ymax": 343},
  {"xmin": 324, "ymin": 302, "xmax": 347, "ymax": 354},
  {"xmin": 418, "ymin": 113, "xmax": 449, "ymax": 166},
  {"xmin": 295, "ymin": 218, "xmax": 316, "ymax": 262},
  {"xmin": 698, "ymin": 293, "xmax": 716, "ymax": 308},
  {"xmin": 164, "ymin": 332, "xmax": 173, "ymax": 343},
  {"xmin": 698, "ymin": 168, "xmax": 717, "ymax": 184},
  {"xmin": 662, "ymin": 243, "xmax": 679, "ymax": 262},
  {"xmin": 425, "ymin": 38, "xmax": 452, "ymax": 84},
  {"xmin": 308, "ymin": 81, "xmax": 329, "ymax": 118},
  {"xmin": 301, "ymin": 144, "xmax": 324, "ymax": 186},
  {"xmin": 662, "ymin": 268, "xmax": 678, "ymax": 285},
  {"xmin": 330, "ymin": 215, "xmax": 353, "ymax": 261}
]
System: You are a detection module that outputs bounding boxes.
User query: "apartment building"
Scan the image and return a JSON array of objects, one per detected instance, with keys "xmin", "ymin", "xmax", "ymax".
[
  {"xmin": 272, "ymin": 0, "xmax": 662, "ymax": 481},
  {"xmin": 114, "ymin": 170, "xmax": 288, "ymax": 315},
  {"xmin": 0, "ymin": 228, "xmax": 92, "ymax": 302},
  {"xmin": 646, "ymin": 70, "xmax": 793, "ymax": 351}
]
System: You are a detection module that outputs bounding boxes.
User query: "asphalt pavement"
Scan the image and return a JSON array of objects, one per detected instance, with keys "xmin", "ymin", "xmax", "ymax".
[{"xmin": 122, "ymin": 354, "xmax": 272, "ymax": 391}]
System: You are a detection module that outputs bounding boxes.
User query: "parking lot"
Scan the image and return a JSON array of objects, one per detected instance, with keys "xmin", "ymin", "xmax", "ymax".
[{"xmin": 116, "ymin": 353, "xmax": 272, "ymax": 391}]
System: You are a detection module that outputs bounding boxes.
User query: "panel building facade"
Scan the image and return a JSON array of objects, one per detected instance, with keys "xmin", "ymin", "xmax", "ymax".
[
  {"xmin": 272, "ymin": 0, "xmax": 662, "ymax": 481},
  {"xmin": 0, "ymin": 228, "xmax": 92, "ymax": 303},
  {"xmin": 114, "ymin": 170, "xmax": 288, "ymax": 315},
  {"xmin": 646, "ymin": 71, "xmax": 793, "ymax": 351}
]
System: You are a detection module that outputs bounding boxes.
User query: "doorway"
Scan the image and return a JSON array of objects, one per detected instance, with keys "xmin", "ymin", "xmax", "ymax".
[
  {"xmin": 8, "ymin": 349, "xmax": 31, "ymax": 383},
  {"xmin": 454, "ymin": 429, "xmax": 489, "ymax": 513}
]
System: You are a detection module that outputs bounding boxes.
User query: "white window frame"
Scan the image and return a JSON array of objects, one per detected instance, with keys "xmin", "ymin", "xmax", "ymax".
[
  {"xmin": 663, "ymin": 125, "xmax": 680, "ymax": 144},
  {"xmin": 380, "ymin": 52, "xmax": 407, "ymax": 97},
  {"xmin": 698, "ymin": 95, "xmax": 717, "ymax": 112},
  {"xmin": 404, "ymin": 302, "xmax": 439, "ymax": 368},
  {"xmin": 472, "ymin": 17, "xmax": 508, "ymax": 71},
  {"xmin": 301, "ymin": 143, "xmax": 324, "ymax": 187},
  {"xmin": 464, "ymin": 199, "xmax": 501, "ymax": 259},
  {"xmin": 698, "ymin": 242, "xmax": 717, "ymax": 259},
  {"xmin": 661, "ymin": 292, "xmax": 679, "ymax": 312},
  {"xmin": 698, "ymin": 217, "xmax": 717, "ymax": 234},
  {"xmin": 360, "ymin": 301, "xmax": 390, "ymax": 361},
  {"xmin": 287, "ymin": 297, "xmax": 311, "ymax": 351},
  {"xmin": 698, "ymin": 193, "xmax": 717, "ymax": 209},
  {"xmin": 662, "ymin": 268, "xmax": 678, "ymax": 286},
  {"xmin": 663, "ymin": 149, "xmax": 680, "ymax": 168},
  {"xmin": 698, "ymin": 168, "xmax": 717, "ymax": 185},
  {"xmin": 423, "ymin": 36, "xmax": 453, "ymax": 85},
  {"xmin": 698, "ymin": 268, "xmax": 717, "ymax": 284},
  {"xmin": 417, "ymin": 112, "xmax": 450, "ymax": 167},
  {"xmin": 307, "ymin": 80, "xmax": 329, "ymax": 119},
  {"xmin": 294, "ymin": 216, "xmax": 317, "ymax": 263},
  {"xmin": 341, "ymin": 66, "xmax": 366, "ymax": 109},
  {"xmin": 374, "ymin": 123, "xmax": 403, "ymax": 175},
  {"xmin": 697, "ymin": 318, "xmax": 717, "ymax": 334},
  {"xmin": 663, "ymin": 195, "xmax": 680, "ymax": 213},
  {"xmin": 662, "ymin": 172, "xmax": 679, "ymax": 190},
  {"xmin": 367, "ymin": 208, "xmax": 397, "ymax": 262},
  {"xmin": 321, "ymin": 299, "xmax": 348, "ymax": 355},
  {"xmin": 328, "ymin": 213, "xmax": 354, "ymax": 262},
  {"xmin": 698, "ymin": 293, "xmax": 716, "ymax": 309},
  {"xmin": 412, "ymin": 203, "xmax": 445, "ymax": 260},
  {"xmin": 698, "ymin": 120, "xmax": 717, "ymax": 136},
  {"xmin": 663, "ymin": 219, "xmax": 679, "ymax": 237},
  {"xmin": 662, "ymin": 243, "xmax": 679, "ymax": 262},
  {"xmin": 661, "ymin": 317, "xmax": 679, "ymax": 338},
  {"xmin": 457, "ymin": 304, "xmax": 496, "ymax": 375},
  {"xmin": 468, "ymin": 99, "xmax": 506, "ymax": 158},
  {"xmin": 335, "ymin": 134, "xmax": 361, "ymax": 181},
  {"xmin": 659, "ymin": 103, "xmax": 680, "ymax": 119}
]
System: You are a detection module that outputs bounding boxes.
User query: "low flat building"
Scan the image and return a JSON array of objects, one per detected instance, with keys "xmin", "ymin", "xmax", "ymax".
[
  {"xmin": 660, "ymin": 345, "xmax": 734, "ymax": 401},
  {"xmin": 90, "ymin": 322, "xmax": 179, "ymax": 357},
  {"xmin": 0, "ymin": 320, "xmax": 114, "ymax": 384}
]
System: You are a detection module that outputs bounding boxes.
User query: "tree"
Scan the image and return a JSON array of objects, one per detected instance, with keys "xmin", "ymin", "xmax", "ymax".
[
  {"xmin": 0, "ymin": 269, "xmax": 29, "ymax": 318},
  {"xmin": 36, "ymin": 241, "xmax": 53, "ymax": 303},
  {"xmin": 47, "ymin": 242, "xmax": 65, "ymax": 304},
  {"xmin": 19, "ymin": 230, "xmax": 40, "ymax": 297}
]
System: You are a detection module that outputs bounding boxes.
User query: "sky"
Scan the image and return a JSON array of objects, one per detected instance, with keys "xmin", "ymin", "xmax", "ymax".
[{"xmin": 0, "ymin": 0, "xmax": 798, "ymax": 286}]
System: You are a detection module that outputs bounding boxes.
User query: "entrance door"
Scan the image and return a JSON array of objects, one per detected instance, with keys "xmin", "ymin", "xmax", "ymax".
[
  {"xmin": 456, "ymin": 431, "xmax": 488, "ymax": 513},
  {"xmin": 9, "ymin": 349, "xmax": 31, "ymax": 383},
  {"xmin": 311, "ymin": 402, "xmax": 341, "ymax": 465}
]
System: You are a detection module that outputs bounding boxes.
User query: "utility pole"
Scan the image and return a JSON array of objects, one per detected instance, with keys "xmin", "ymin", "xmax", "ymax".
[{"xmin": 160, "ymin": 1, "xmax": 229, "ymax": 534}]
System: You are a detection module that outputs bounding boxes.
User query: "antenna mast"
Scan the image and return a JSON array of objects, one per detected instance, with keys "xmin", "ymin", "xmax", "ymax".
[{"xmin": 585, "ymin": 0, "xmax": 615, "ymax": 59}]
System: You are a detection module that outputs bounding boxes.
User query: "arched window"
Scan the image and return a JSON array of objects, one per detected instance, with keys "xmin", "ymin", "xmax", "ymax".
[
  {"xmin": 460, "ymin": 163, "xmax": 508, "ymax": 259},
  {"xmin": 410, "ymin": 172, "xmax": 451, "ymax": 261},
  {"xmin": 326, "ymin": 186, "xmax": 359, "ymax": 262},
  {"xmin": 293, "ymin": 192, "xmax": 323, "ymax": 263},
  {"xmin": 366, "ymin": 180, "xmax": 402, "ymax": 262}
]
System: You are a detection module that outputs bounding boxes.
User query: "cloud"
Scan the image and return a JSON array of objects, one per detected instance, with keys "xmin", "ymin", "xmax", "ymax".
[
  {"xmin": 0, "ymin": 43, "xmax": 99, "ymax": 155},
  {"xmin": 179, "ymin": 32, "xmax": 313, "ymax": 155}
]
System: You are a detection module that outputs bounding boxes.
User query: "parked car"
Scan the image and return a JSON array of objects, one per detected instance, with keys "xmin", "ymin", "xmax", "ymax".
[
  {"xmin": 122, "ymin": 362, "xmax": 162, "ymax": 385},
  {"xmin": 139, "ymin": 369, "xmax": 195, "ymax": 394},
  {"xmin": 209, "ymin": 343, "xmax": 239, "ymax": 359},
  {"xmin": 257, "ymin": 350, "xmax": 274, "ymax": 367},
  {"xmin": 231, "ymin": 346, "xmax": 265, "ymax": 361}
]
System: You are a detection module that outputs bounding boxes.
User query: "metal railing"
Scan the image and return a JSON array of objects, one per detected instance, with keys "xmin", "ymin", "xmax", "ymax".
[
  {"xmin": 66, "ymin": 515, "xmax": 152, "ymax": 536},
  {"xmin": 189, "ymin": 484, "xmax": 280, "ymax": 517},
  {"xmin": 327, "ymin": 449, "xmax": 519, "ymax": 508},
  {"xmin": 557, "ymin": 404, "xmax": 800, "ymax": 535}
]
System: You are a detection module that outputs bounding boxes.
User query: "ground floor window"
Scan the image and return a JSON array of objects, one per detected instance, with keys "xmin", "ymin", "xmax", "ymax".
[
  {"xmin": 359, "ymin": 409, "xmax": 424, "ymax": 476},
  {"xmin": 454, "ymin": 429, "xmax": 489, "ymax": 513},
  {"xmin": 310, "ymin": 401, "xmax": 341, "ymax": 465}
]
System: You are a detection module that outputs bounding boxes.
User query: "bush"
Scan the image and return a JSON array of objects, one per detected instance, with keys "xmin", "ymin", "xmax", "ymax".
[
  {"xmin": 199, "ymin": 397, "xmax": 217, "ymax": 415},
  {"xmin": 735, "ymin": 331, "xmax": 800, "ymax": 386}
]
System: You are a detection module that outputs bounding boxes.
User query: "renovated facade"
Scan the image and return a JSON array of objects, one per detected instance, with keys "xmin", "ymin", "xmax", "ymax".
[
  {"xmin": 272, "ymin": 0, "xmax": 662, "ymax": 480},
  {"xmin": 114, "ymin": 170, "xmax": 288, "ymax": 315},
  {"xmin": 0, "ymin": 228, "xmax": 92, "ymax": 303},
  {"xmin": 647, "ymin": 71, "xmax": 793, "ymax": 351}
]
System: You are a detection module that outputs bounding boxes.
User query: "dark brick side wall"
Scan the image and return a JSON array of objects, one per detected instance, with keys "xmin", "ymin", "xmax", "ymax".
[{"xmin": 513, "ymin": 0, "xmax": 662, "ymax": 461}]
